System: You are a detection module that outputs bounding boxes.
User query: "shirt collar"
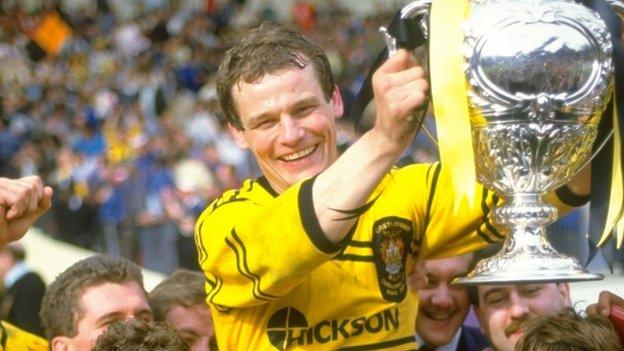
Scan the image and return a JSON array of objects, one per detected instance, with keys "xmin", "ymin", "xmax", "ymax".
[{"xmin": 415, "ymin": 327, "xmax": 462, "ymax": 351}]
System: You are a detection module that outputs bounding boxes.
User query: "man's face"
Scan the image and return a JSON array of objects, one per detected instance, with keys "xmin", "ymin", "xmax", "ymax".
[
  {"xmin": 416, "ymin": 254, "xmax": 472, "ymax": 347},
  {"xmin": 55, "ymin": 281, "xmax": 153, "ymax": 351},
  {"xmin": 475, "ymin": 283, "xmax": 571, "ymax": 351},
  {"xmin": 229, "ymin": 65, "xmax": 343, "ymax": 193},
  {"xmin": 166, "ymin": 303, "xmax": 214, "ymax": 351}
]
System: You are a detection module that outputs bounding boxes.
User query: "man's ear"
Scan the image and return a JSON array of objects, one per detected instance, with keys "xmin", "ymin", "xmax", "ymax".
[
  {"xmin": 330, "ymin": 85, "xmax": 344, "ymax": 120},
  {"xmin": 558, "ymin": 282, "xmax": 572, "ymax": 307},
  {"xmin": 227, "ymin": 123, "xmax": 249, "ymax": 149},
  {"xmin": 50, "ymin": 336, "xmax": 71, "ymax": 351}
]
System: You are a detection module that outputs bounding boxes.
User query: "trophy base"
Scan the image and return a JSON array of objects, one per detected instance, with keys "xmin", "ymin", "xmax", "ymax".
[{"xmin": 453, "ymin": 253, "xmax": 604, "ymax": 285}]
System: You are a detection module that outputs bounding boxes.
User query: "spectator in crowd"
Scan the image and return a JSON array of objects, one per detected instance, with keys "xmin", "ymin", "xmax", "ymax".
[
  {"xmin": 514, "ymin": 308, "xmax": 622, "ymax": 351},
  {"xmin": 415, "ymin": 253, "xmax": 489, "ymax": 351},
  {"xmin": 0, "ymin": 175, "xmax": 52, "ymax": 350},
  {"xmin": 150, "ymin": 269, "xmax": 216, "ymax": 351},
  {"xmin": 473, "ymin": 281, "xmax": 573, "ymax": 351},
  {"xmin": 92, "ymin": 319, "xmax": 189, "ymax": 351},
  {"xmin": 40, "ymin": 255, "xmax": 153, "ymax": 351},
  {"xmin": 0, "ymin": 0, "xmax": 398, "ymax": 275},
  {"xmin": 0, "ymin": 243, "xmax": 46, "ymax": 336},
  {"xmin": 469, "ymin": 247, "xmax": 624, "ymax": 351}
]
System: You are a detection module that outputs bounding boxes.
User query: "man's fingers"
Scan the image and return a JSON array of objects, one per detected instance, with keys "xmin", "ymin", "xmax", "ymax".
[
  {"xmin": 586, "ymin": 291, "xmax": 624, "ymax": 317},
  {"xmin": 39, "ymin": 187, "xmax": 53, "ymax": 213},
  {"xmin": 377, "ymin": 49, "xmax": 420, "ymax": 74},
  {"xmin": 4, "ymin": 177, "xmax": 46, "ymax": 220}
]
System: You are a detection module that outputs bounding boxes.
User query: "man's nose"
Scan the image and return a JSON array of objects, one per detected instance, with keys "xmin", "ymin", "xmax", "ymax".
[
  {"xmin": 279, "ymin": 116, "xmax": 304, "ymax": 145},
  {"xmin": 431, "ymin": 284, "xmax": 454, "ymax": 308},
  {"xmin": 508, "ymin": 294, "xmax": 530, "ymax": 319}
]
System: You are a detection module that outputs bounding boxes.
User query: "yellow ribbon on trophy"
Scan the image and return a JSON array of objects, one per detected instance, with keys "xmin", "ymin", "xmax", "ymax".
[
  {"xmin": 603, "ymin": 95, "xmax": 624, "ymax": 248},
  {"xmin": 429, "ymin": 0, "xmax": 477, "ymax": 212}
]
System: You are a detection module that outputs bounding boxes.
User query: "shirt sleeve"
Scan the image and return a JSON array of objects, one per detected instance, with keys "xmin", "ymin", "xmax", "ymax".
[{"xmin": 194, "ymin": 178, "xmax": 346, "ymax": 309}]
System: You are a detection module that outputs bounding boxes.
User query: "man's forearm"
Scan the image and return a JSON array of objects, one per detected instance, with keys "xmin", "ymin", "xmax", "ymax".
[{"xmin": 313, "ymin": 129, "xmax": 411, "ymax": 243}]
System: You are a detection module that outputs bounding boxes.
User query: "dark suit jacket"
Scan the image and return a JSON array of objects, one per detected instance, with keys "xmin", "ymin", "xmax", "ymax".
[
  {"xmin": 0, "ymin": 271, "xmax": 46, "ymax": 337},
  {"xmin": 456, "ymin": 326, "xmax": 490, "ymax": 351}
]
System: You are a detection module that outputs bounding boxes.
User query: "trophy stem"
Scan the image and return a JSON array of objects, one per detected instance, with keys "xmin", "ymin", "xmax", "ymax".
[{"xmin": 454, "ymin": 192, "xmax": 603, "ymax": 285}]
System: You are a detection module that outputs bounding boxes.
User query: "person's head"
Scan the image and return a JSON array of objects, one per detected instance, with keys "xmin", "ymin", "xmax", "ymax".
[
  {"xmin": 416, "ymin": 253, "xmax": 473, "ymax": 348},
  {"xmin": 218, "ymin": 23, "xmax": 343, "ymax": 193},
  {"xmin": 514, "ymin": 308, "xmax": 623, "ymax": 351},
  {"xmin": 150, "ymin": 270, "xmax": 215, "ymax": 351},
  {"xmin": 0, "ymin": 242, "xmax": 26, "ymax": 277},
  {"xmin": 92, "ymin": 319, "xmax": 189, "ymax": 351},
  {"xmin": 40, "ymin": 255, "xmax": 153, "ymax": 351},
  {"xmin": 471, "ymin": 282, "xmax": 572, "ymax": 351}
]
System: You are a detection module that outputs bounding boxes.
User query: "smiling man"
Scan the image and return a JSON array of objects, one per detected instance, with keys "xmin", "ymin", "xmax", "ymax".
[
  {"xmin": 473, "ymin": 283, "xmax": 572, "ymax": 351},
  {"xmin": 416, "ymin": 253, "xmax": 489, "ymax": 351},
  {"xmin": 40, "ymin": 255, "xmax": 153, "ymax": 351},
  {"xmin": 195, "ymin": 23, "xmax": 587, "ymax": 350}
]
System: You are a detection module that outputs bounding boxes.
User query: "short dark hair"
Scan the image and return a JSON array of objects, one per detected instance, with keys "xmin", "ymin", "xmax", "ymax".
[
  {"xmin": 150, "ymin": 270, "xmax": 207, "ymax": 322},
  {"xmin": 515, "ymin": 308, "xmax": 623, "ymax": 351},
  {"xmin": 40, "ymin": 255, "xmax": 146, "ymax": 340},
  {"xmin": 92, "ymin": 319, "xmax": 189, "ymax": 351},
  {"xmin": 217, "ymin": 23, "xmax": 335, "ymax": 130}
]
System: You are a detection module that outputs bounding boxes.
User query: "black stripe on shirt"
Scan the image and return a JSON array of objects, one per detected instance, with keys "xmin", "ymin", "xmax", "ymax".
[
  {"xmin": 555, "ymin": 184, "xmax": 590, "ymax": 207},
  {"xmin": 195, "ymin": 219, "xmax": 209, "ymax": 265},
  {"xmin": 256, "ymin": 176, "xmax": 278, "ymax": 197},
  {"xmin": 336, "ymin": 336, "xmax": 416, "ymax": 350},
  {"xmin": 476, "ymin": 227, "xmax": 496, "ymax": 244},
  {"xmin": 298, "ymin": 176, "xmax": 346, "ymax": 254},
  {"xmin": 227, "ymin": 229, "xmax": 277, "ymax": 301},
  {"xmin": 205, "ymin": 276, "xmax": 217, "ymax": 288},
  {"xmin": 334, "ymin": 254, "xmax": 375, "ymax": 262},
  {"xmin": 346, "ymin": 240, "xmax": 372, "ymax": 248},
  {"xmin": 480, "ymin": 188, "xmax": 504, "ymax": 241},
  {"xmin": 207, "ymin": 276, "xmax": 224, "ymax": 310}
]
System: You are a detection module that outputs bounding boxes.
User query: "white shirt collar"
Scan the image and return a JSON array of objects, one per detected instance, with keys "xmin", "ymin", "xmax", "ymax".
[{"xmin": 415, "ymin": 328, "xmax": 462, "ymax": 351}]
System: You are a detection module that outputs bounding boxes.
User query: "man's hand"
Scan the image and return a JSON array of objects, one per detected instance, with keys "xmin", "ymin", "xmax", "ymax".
[
  {"xmin": 371, "ymin": 49, "xmax": 429, "ymax": 153},
  {"xmin": 586, "ymin": 290, "xmax": 624, "ymax": 317},
  {"xmin": 0, "ymin": 176, "xmax": 53, "ymax": 247}
]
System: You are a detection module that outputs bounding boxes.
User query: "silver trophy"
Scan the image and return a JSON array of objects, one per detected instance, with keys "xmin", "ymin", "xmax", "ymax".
[{"xmin": 386, "ymin": 0, "xmax": 623, "ymax": 283}]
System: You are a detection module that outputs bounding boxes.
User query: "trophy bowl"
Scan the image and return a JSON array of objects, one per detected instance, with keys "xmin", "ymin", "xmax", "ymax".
[
  {"xmin": 396, "ymin": 0, "xmax": 619, "ymax": 284},
  {"xmin": 456, "ymin": 0, "xmax": 614, "ymax": 284}
]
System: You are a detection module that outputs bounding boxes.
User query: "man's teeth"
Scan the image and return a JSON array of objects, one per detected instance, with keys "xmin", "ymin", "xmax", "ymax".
[
  {"xmin": 282, "ymin": 146, "xmax": 316, "ymax": 161},
  {"xmin": 427, "ymin": 312, "xmax": 454, "ymax": 320}
]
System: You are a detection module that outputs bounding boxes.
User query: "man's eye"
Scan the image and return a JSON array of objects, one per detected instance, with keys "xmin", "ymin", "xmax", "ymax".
[
  {"xmin": 295, "ymin": 105, "xmax": 315, "ymax": 116},
  {"xmin": 253, "ymin": 120, "xmax": 276, "ymax": 130},
  {"xmin": 100, "ymin": 317, "xmax": 123, "ymax": 328},
  {"xmin": 522, "ymin": 286, "xmax": 542, "ymax": 296},
  {"xmin": 486, "ymin": 295, "xmax": 506, "ymax": 306}
]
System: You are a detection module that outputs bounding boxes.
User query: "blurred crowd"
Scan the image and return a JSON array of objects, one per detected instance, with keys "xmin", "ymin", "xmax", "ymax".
[{"xmin": 0, "ymin": 0, "xmax": 430, "ymax": 274}]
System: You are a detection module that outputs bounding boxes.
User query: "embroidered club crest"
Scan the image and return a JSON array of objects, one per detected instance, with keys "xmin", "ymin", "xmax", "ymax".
[{"xmin": 372, "ymin": 217, "xmax": 413, "ymax": 302}]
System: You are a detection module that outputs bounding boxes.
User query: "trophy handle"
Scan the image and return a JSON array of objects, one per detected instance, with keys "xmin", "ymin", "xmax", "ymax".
[
  {"xmin": 377, "ymin": 0, "xmax": 435, "ymax": 141},
  {"xmin": 379, "ymin": 0, "xmax": 431, "ymax": 57}
]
